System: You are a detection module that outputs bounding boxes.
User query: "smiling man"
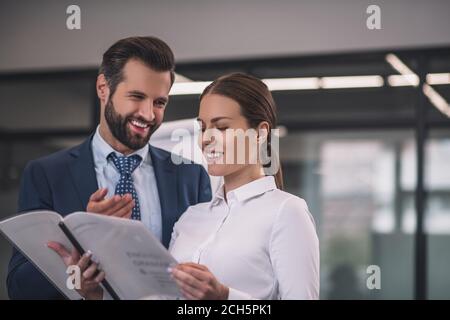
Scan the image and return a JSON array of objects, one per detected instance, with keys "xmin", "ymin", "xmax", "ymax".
[{"xmin": 7, "ymin": 36, "xmax": 212, "ymax": 300}]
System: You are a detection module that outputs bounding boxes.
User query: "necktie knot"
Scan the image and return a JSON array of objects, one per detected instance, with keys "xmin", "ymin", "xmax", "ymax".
[{"xmin": 108, "ymin": 153, "xmax": 142, "ymax": 176}]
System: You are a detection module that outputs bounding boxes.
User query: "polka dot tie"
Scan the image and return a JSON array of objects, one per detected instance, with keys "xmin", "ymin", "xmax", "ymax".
[{"xmin": 108, "ymin": 152, "xmax": 142, "ymax": 220}]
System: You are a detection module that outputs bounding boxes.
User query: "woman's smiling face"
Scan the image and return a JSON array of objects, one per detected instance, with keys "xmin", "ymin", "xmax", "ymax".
[{"xmin": 197, "ymin": 93, "xmax": 259, "ymax": 177}]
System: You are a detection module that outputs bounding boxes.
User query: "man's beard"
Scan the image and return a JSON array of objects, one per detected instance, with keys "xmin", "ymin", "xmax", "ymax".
[{"xmin": 104, "ymin": 98, "xmax": 159, "ymax": 151}]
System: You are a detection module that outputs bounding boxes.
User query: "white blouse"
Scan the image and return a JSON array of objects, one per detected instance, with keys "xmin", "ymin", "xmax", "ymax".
[{"xmin": 169, "ymin": 176, "xmax": 320, "ymax": 300}]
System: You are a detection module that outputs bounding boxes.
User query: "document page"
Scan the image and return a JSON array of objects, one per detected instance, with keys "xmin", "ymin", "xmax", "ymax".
[
  {"xmin": 0, "ymin": 211, "xmax": 81, "ymax": 299},
  {"xmin": 64, "ymin": 212, "xmax": 182, "ymax": 300}
]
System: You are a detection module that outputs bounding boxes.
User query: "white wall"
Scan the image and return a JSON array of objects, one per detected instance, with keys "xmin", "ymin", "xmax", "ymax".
[
  {"xmin": 150, "ymin": 118, "xmax": 223, "ymax": 195},
  {"xmin": 1, "ymin": 0, "xmax": 450, "ymax": 72}
]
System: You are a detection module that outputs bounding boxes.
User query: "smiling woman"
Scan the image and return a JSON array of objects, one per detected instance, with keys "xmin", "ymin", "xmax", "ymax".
[{"xmin": 168, "ymin": 73, "xmax": 320, "ymax": 300}]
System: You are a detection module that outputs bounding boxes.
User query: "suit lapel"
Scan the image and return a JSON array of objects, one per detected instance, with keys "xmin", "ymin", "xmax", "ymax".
[
  {"xmin": 68, "ymin": 135, "xmax": 99, "ymax": 210},
  {"xmin": 149, "ymin": 145, "xmax": 178, "ymax": 247}
]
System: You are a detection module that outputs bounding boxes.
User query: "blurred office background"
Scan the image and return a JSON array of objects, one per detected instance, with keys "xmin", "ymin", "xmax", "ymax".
[{"xmin": 1, "ymin": 0, "xmax": 449, "ymax": 299}]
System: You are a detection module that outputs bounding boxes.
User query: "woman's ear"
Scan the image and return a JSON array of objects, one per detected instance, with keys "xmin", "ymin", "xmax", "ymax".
[
  {"xmin": 257, "ymin": 121, "xmax": 270, "ymax": 143},
  {"xmin": 96, "ymin": 74, "xmax": 110, "ymax": 104}
]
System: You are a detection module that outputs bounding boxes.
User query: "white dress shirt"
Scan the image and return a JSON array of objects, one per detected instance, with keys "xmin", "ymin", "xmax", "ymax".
[
  {"xmin": 169, "ymin": 175, "xmax": 320, "ymax": 300},
  {"xmin": 91, "ymin": 126, "xmax": 162, "ymax": 241}
]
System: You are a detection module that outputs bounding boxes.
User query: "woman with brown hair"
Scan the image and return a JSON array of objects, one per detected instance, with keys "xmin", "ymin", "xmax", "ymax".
[{"xmin": 168, "ymin": 73, "xmax": 319, "ymax": 300}]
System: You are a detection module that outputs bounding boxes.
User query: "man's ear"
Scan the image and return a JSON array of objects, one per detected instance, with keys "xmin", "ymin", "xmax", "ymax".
[{"xmin": 96, "ymin": 74, "xmax": 110, "ymax": 104}]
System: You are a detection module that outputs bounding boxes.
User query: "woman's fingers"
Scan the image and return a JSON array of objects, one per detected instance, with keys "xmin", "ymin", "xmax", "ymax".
[
  {"xmin": 180, "ymin": 287, "xmax": 199, "ymax": 300},
  {"xmin": 172, "ymin": 268, "xmax": 203, "ymax": 287},
  {"xmin": 171, "ymin": 267, "xmax": 215, "ymax": 300},
  {"xmin": 176, "ymin": 265, "xmax": 210, "ymax": 282},
  {"xmin": 171, "ymin": 264, "xmax": 228, "ymax": 300},
  {"xmin": 172, "ymin": 276, "xmax": 203, "ymax": 299},
  {"xmin": 179, "ymin": 262, "xmax": 208, "ymax": 271}
]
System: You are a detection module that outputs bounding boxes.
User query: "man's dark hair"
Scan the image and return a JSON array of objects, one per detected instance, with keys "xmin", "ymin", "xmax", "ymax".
[{"xmin": 99, "ymin": 36, "xmax": 175, "ymax": 96}]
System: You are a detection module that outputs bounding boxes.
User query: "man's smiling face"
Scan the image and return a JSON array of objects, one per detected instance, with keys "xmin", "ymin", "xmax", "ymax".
[{"xmin": 103, "ymin": 58, "xmax": 172, "ymax": 151}]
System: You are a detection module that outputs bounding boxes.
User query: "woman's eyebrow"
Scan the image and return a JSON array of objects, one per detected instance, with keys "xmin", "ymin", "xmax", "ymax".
[
  {"xmin": 196, "ymin": 116, "xmax": 232, "ymax": 125},
  {"xmin": 210, "ymin": 116, "xmax": 232, "ymax": 123}
]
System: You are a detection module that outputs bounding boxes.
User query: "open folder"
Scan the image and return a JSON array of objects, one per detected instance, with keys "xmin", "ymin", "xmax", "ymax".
[{"xmin": 0, "ymin": 210, "xmax": 181, "ymax": 300}]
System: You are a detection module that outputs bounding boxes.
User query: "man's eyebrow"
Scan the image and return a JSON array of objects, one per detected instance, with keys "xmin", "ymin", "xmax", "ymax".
[
  {"xmin": 127, "ymin": 91, "xmax": 168, "ymax": 103},
  {"xmin": 127, "ymin": 90, "xmax": 147, "ymax": 97},
  {"xmin": 156, "ymin": 96, "xmax": 169, "ymax": 103}
]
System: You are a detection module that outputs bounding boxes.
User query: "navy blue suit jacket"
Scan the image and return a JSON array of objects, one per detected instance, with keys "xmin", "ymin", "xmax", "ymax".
[{"xmin": 7, "ymin": 135, "xmax": 212, "ymax": 299}]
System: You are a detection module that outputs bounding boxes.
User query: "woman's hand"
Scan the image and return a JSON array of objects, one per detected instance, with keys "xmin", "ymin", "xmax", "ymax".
[
  {"xmin": 170, "ymin": 262, "xmax": 229, "ymax": 300},
  {"xmin": 47, "ymin": 241, "xmax": 105, "ymax": 300}
]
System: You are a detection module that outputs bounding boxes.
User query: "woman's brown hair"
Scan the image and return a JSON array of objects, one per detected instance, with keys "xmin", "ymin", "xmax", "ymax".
[{"xmin": 200, "ymin": 73, "xmax": 284, "ymax": 190}]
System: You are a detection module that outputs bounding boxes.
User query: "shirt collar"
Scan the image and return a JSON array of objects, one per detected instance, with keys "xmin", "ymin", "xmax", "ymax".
[
  {"xmin": 210, "ymin": 175, "xmax": 277, "ymax": 208},
  {"xmin": 92, "ymin": 126, "xmax": 150, "ymax": 167}
]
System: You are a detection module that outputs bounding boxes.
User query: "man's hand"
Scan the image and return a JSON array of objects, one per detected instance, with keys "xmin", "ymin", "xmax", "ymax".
[
  {"xmin": 170, "ymin": 263, "xmax": 229, "ymax": 300},
  {"xmin": 87, "ymin": 188, "xmax": 134, "ymax": 218},
  {"xmin": 47, "ymin": 241, "xmax": 104, "ymax": 300}
]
